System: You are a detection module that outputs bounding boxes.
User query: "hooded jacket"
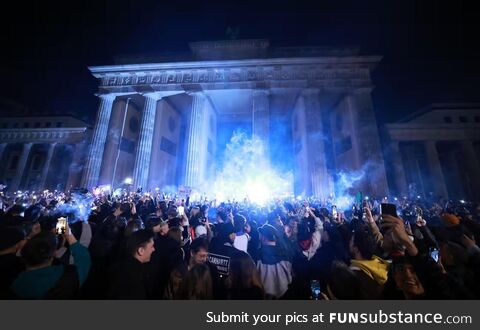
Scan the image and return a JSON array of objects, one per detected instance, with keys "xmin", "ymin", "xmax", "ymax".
[
  {"xmin": 257, "ymin": 245, "xmax": 292, "ymax": 299},
  {"xmin": 350, "ymin": 255, "xmax": 389, "ymax": 285}
]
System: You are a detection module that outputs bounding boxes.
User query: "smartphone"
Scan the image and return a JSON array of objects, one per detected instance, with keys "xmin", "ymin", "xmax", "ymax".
[
  {"xmin": 310, "ymin": 280, "xmax": 321, "ymax": 300},
  {"xmin": 381, "ymin": 203, "xmax": 398, "ymax": 217},
  {"xmin": 332, "ymin": 205, "xmax": 338, "ymax": 219},
  {"xmin": 56, "ymin": 217, "xmax": 67, "ymax": 235},
  {"xmin": 177, "ymin": 206, "xmax": 184, "ymax": 216},
  {"xmin": 356, "ymin": 191, "xmax": 363, "ymax": 205},
  {"xmin": 430, "ymin": 249, "xmax": 439, "ymax": 262}
]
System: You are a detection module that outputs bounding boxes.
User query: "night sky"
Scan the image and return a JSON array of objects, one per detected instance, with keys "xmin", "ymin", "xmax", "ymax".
[{"xmin": 0, "ymin": 0, "xmax": 479, "ymax": 125}]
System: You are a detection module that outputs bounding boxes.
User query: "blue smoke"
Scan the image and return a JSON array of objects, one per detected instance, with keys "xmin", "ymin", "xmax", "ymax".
[
  {"xmin": 209, "ymin": 130, "xmax": 293, "ymax": 205},
  {"xmin": 54, "ymin": 192, "xmax": 95, "ymax": 223},
  {"xmin": 333, "ymin": 165, "xmax": 368, "ymax": 210}
]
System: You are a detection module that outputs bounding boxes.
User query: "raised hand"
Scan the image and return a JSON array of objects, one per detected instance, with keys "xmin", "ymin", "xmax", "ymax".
[{"xmin": 381, "ymin": 214, "xmax": 418, "ymax": 256}]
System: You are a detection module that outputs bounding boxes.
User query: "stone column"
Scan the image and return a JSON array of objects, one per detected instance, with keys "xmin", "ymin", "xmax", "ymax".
[
  {"xmin": 39, "ymin": 142, "xmax": 57, "ymax": 189},
  {"xmin": 81, "ymin": 94, "xmax": 116, "ymax": 188},
  {"xmin": 0, "ymin": 143, "xmax": 6, "ymax": 163},
  {"xmin": 65, "ymin": 143, "xmax": 85, "ymax": 190},
  {"xmin": 10, "ymin": 142, "xmax": 33, "ymax": 191},
  {"xmin": 132, "ymin": 93, "xmax": 162, "ymax": 190},
  {"xmin": 252, "ymin": 89, "xmax": 270, "ymax": 158},
  {"xmin": 184, "ymin": 92, "xmax": 207, "ymax": 188},
  {"xmin": 389, "ymin": 141, "xmax": 407, "ymax": 196},
  {"xmin": 460, "ymin": 140, "xmax": 480, "ymax": 200},
  {"xmin": 424, "ymin": 140, "xmax": 448, "ymax": 198},
  {"xmin": 302, "ymin": 88, "xmax": 330, "ymax": 199},
  {"xmin": 346, "ymin": 90, "xmax": 389, "ymax": 197}
]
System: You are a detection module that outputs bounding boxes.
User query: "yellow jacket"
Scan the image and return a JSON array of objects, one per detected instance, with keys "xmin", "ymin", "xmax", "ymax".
[{"xmin": 350, "ymin": 255, "xmax": 389, "ymax": 285}]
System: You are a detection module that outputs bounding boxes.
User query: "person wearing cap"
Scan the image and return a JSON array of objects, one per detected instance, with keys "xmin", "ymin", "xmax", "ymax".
[
  {"xmin": 208, "ymin": 221, "xmax": 252, "ymax": 295},
  {"xmin": 0, "ymin": 226, "xmax": 26, "ymax": 298},
  {"xmin": 209, "ymin": 222, "xmax": 247, "ymax": 259},
  {"xmin": 233, "ymin": 214, "xmax": 249, "ymax": 253},
  {"xmin": 256, "ymin": 224, "xmax": 292, "ymax": 299},
  {"xmin": 194, "ymin": 224, "xmax": 208, "ymax": 238}
]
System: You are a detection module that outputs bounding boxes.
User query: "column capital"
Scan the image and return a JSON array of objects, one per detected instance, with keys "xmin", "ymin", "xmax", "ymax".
[
  {"xmin": 424, "ymin": 140, "xmax": 438, "ymax": 147},
  {"xmin": 185, "ymin": 90, "xmax": 207, "ymax": 98},
  {"xmin": 350, "ymin": 86, "xmax": 374, "ymax": 95},
  {"xmin": 95, "ymin": 92, "xmax": 137, "ymax": 100},
  {"xmin": 95, "ymin": 93, "xmax": 117, "ymax": 101},
  {"xmin": 253, "ymin": 88, "xmax": 270, "ymax": 96},
  {"xmin": 301, "ymin": 88, "xmax": 320, "ymax": 96},
  {"xmin": 142, "ymin": 92, "xmax": 164, "ymax": 101}
]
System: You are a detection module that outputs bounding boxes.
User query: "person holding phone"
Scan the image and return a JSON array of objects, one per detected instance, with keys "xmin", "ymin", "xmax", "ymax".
[
  {"xmin": 364, "ymin": 206, "xmax": 384, "ymax": 249},
  {"xmin": 348, "ymin": 219, "xmax": 389, "ymax": 299},
  {"xmin": 11, "ymin": 221, "xmax": 91, "ymax": 299},
  {"xmin": 380, "ymin": 213, "xmax": 473, "ymax": 299}
]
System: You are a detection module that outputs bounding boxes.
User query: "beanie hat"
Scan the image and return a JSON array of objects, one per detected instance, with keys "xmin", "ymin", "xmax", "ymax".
[{"xmin": 441, "ymin": 213, "xmax": 460, "ymax": 227}]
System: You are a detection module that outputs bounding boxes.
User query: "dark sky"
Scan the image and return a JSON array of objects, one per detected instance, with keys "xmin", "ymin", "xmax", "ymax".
[{"xmin": 0, "ymin": 0, "xmax": 479, "ymax": 124}]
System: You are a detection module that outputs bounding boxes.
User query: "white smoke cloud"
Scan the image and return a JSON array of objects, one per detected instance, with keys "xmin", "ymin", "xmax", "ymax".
[{"xmin": 208, "ymin": 130, "xmax": 293, "ymax": 204}]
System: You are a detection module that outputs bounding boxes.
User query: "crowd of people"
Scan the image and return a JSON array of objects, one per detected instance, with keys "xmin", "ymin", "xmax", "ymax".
[{"xmin": 1, "ymin": 187, "xmax": 480, "ymax": 300}]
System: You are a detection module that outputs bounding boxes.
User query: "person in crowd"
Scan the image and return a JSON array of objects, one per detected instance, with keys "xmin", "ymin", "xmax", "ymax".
[
  {"xmin": 149, "ymin": 220, "xmax": 184, "ymax": 298},
  {"xmin": 216, "ymin": 210, "xmax": 229, "ymax": 224},
  {"xmin": 164, "ymin": 236, "xmax": 210, "ymax": 299},
  {"xmin": 1, "ymin": 187, "xmax": 480, "ymax": 300},
  {"xmin": 256, "ymin": 223, "xmax": 292, "ymax": 299},
  {"xmin": 324, "ymin": 261, "xmax": 365, "ymax": 299},
  {"xmin": 298, "ymin": 208, "xmax": 323, "ymax": 260},
  {"xmin": 11, "ymin": 222, "xmax": 91, "ymax": 299},
  {"xmin": 246, "ymin": 220, "xmax": 261, "ymax": 261},
  {"xmin": 82, "ymin": 214, "xmax": 127, "ymax": 298},
  {"xmin": 228, "ymin": 252, "xmax": 265, "ymax": 299},
  {"xmin": 382, "ymin": 214, "xmax": 476, "ymax": 299},
  {"xmin": 145, "ymin": 214, "xmax": 168, "ymax": 237},
  {"xmin": 348, "ymin": 221, "xmax": 389, "ymax": 299},
  {"xmin": 89, "ymin": 215, "xmax": 127, "ymax": 261},
  {"xmin": 0, "ymin": 226, "xmax": 26, "ymax": 299},
  {"xmin": 176, "ymin": 263, "xmax": 213, "ymax": 299},
  {"xmin": 107, "ymin": 229, "xmax": 155, "ymax": 299},
  {"xmin": 124, "ymin": 218, "xmax": 145, "ymax": 237},
  {"xmin": 233, "ymin": 214, "xmax": 249, "ymax": 253},
  {"xmin": 209, "ymin": 222, "xmax": 250, "ymax": 261}
]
